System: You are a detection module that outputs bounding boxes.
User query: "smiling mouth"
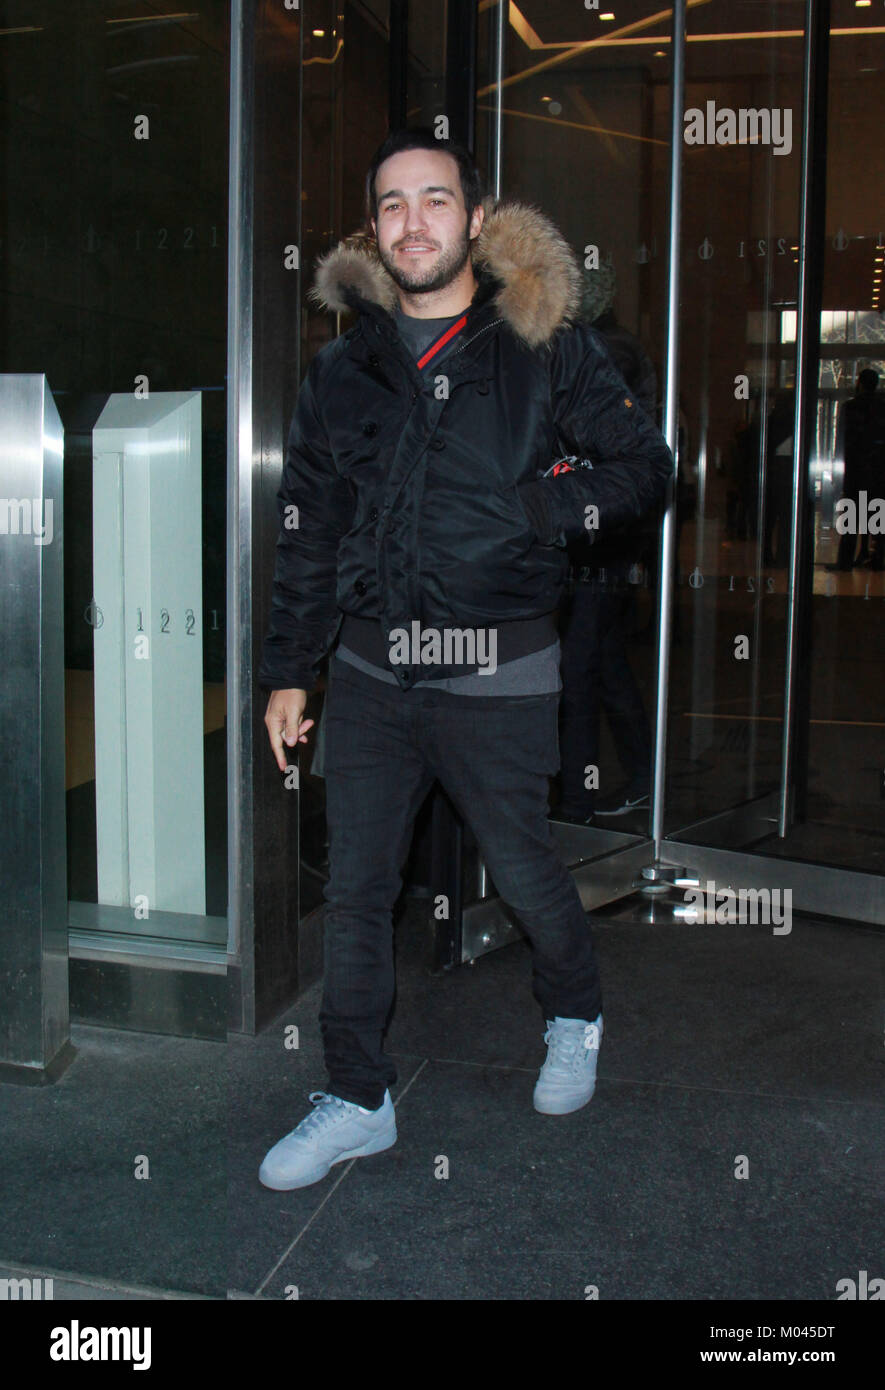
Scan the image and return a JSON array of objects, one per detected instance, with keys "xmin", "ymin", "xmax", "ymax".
[{"xmin": 399, "ymin": 244, "xmax": 436, "ymax": 253}]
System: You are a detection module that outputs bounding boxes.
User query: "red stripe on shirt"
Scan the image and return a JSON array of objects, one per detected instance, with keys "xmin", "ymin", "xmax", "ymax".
[{"xmin": 415, "ymin": 315, "xmax": 468, "ymax": 370}]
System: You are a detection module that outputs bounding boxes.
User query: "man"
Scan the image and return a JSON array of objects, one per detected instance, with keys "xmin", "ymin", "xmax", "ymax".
[{"xmin": 257, "ymin": 128, "xmax": 673, "ymax": 1191}]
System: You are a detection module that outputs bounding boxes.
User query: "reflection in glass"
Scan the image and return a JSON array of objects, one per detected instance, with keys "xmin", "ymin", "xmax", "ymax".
[{"xmin": 0, "ymin": 4, "xmax": 230, "ymax": 945}]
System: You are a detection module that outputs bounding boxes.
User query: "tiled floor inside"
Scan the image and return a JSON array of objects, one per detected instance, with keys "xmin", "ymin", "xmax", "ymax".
[{"xmin": 1, "ymin": 895, "xmax": 882, "ymax": 1300}]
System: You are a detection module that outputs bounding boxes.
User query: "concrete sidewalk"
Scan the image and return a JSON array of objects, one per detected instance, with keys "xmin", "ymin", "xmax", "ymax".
[{"xmin": 1, "ymin": 897, "xmax": 882, "ymax": 1300}]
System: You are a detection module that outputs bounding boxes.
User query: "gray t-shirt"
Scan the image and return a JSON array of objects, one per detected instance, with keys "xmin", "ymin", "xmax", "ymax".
[{"xmin": 393, "ymin": 307, "xmax": 464, "ymax": 369}]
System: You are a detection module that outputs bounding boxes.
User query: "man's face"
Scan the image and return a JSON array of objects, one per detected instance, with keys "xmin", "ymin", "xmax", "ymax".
[{"xmin": 370, "ymin": 148, "xmax": 483, "ymax": 296}]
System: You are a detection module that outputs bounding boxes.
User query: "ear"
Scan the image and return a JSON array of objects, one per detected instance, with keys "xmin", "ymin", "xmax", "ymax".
[{"xmin": 469, "ymin": 202, "xmax": 484, "ymax": 243}]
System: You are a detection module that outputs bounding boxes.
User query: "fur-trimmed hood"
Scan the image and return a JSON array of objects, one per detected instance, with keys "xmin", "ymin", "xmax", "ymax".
[{"xmin": 307, "ymin": 195, "xmax": 585, "ymax": 349}]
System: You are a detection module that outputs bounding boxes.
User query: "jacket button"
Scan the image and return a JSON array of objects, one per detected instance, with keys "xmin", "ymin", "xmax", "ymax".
[
  {"xmin": 368, "ymin": 506, "xmax": 379, "ymax": 522},
  {"xmin": 368, "ymin": 353, "xmax": 380, "ymax": 367},
  {"xmin": 354, "ymin": 579, "xmax": 367, "ymax": 595},
  {"xmin": 431, "ymin": 438, "xmax": 445, "ymax": 450},
  {"xmin": 363, "ymin": 421, "xmax": 378, "ymax": 436}
]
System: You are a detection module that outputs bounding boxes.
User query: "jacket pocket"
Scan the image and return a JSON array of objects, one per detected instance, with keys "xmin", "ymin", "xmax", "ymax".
[{"xmin": 496, "ymin": 483, "xmax": 537, "ymax": 545}]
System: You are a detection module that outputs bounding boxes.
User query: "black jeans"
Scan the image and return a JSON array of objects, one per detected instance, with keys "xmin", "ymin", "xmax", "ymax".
[{"xmin": 319, "ymin": 653, "xmax": 603, "ymax": 1109}]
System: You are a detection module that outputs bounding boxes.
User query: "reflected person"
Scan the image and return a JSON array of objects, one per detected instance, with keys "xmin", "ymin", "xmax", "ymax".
[
  {"xmin": 557, "ymin": 262, "xmax": 660, "ymax": 824},
  {"xmin": 835, "ymin": 369, "xmax": 885, "ymax": 571}
]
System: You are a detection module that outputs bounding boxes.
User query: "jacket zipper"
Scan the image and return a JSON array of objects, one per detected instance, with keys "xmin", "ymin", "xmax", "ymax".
[
  {"xmin": 406, "ymin": 317, "xmax": 504, "ymax": 618},
  {"xmin": 383, "ymin": 315, "xmax": 506, "ymax": 619},
  {"xmin": 450, "ymin": 317, "xmax": 504, "ymax": 360}
]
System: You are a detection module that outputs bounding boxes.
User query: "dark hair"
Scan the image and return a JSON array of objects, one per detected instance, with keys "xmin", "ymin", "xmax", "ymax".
[
  {"xmin": 857, "ymin": 368, "xmax": 879, "ymax": 393},
  {"xmin": 364, "ymin": 126, "xmax": 486, "ymax": 227}
]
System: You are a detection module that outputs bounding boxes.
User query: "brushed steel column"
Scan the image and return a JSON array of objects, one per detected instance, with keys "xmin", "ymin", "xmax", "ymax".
[{"xmin": 0, "ymin": 375, "xmax": 74, "ymax": 1082}]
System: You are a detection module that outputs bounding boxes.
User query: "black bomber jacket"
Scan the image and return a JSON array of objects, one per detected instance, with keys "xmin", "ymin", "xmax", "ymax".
[{"xmin": 258, "ymin": 196, "xmax": 674, "ymax": 693}]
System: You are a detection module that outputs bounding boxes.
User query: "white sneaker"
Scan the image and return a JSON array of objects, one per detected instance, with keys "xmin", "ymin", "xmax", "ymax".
[
  {"xmin": 533, "ymin": 1015, "xmax": 603, "ymax": 1114},
  {"xmin": 259, "ymin": 1089, "xmax": 397, "ymax": 1190}
]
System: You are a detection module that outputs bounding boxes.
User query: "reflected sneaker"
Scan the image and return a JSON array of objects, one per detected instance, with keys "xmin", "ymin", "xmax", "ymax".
[
  {"xmin": 533, "ymin": 1015, "xmax": 603, "ymax": 1115},
  {"xmin": 259, "ymin": 1089, "xmax": 396, "ymax": 1191},
  {"xmin": 594, "ymin": 783, "xmax": 649, "ymax": 816}
]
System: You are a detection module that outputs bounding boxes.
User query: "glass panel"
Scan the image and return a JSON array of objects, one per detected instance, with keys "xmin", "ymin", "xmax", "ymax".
[
  {"xmin": 478, "ymin": 0, "xmax": 673, "ymax": 835},
  {"xmin": 404, "ymin": 0, "xmax": 446, "ymax": 125},
  {"xmin": 0, "ymin": 2, "xmax": 230, "ymax": 947},
  {"xmin": 767, "ymin": 0, "xmax": 885, "ymax": 872},
  {"xmin": 290, "ymin": 0, "xmax": 393, "ymax": 915},
  {"xmin": 664, "ymin": 0, "xmax": 807, "ymax": 840}
]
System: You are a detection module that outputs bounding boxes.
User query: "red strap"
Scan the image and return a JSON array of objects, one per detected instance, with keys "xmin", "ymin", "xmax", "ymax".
[{"xmin": 416, "ymin": 315, "xmax": 468, "ymax": 370}]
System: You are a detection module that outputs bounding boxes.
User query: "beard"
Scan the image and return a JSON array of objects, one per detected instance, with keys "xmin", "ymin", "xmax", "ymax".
[{"xmin": 377, "ymin": 217, "xmax": 472, "ymax": 295}]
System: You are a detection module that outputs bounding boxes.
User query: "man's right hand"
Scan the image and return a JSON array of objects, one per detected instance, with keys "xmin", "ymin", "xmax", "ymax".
[{"xmin": 264, "ymin": 689, "xmax": 315, "ymax": 773}]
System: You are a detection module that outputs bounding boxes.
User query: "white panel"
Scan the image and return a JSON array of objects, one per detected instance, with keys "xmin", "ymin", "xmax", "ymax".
[
  {"xmin": 146, "ymin": 394, "xmax": 205, "ymax": 914},
  {"xmin": 92, "ymin": 452, "xmax": 128, "ymax": 906},
  {"xmin": 93, "ymin": 392, "xmax": 206, "ymax": 919},
  {"xmin": 123, "ymin": 434, "xmax": 158, "ymax": 909}
]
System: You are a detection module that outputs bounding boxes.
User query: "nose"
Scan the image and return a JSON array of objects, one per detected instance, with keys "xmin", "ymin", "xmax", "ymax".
[{"xmin": 400, "ymin": 210, "xmax": 431, "ymax": 242}]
